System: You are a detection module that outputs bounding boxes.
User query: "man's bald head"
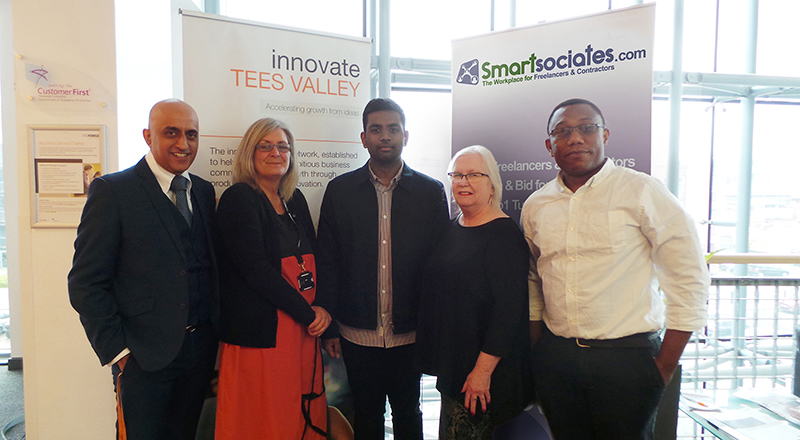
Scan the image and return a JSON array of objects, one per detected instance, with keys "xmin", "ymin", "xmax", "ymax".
[{"xmin": 143, "ymin": 99, "xmax": 200, "ymax": 175}]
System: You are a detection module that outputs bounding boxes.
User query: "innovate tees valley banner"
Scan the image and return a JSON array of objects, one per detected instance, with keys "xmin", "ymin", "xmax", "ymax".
[
  {"xmin": 452, "ymin": 5, "xmax": 656, "ymax": 224},
  {"xmin": 182, "ymin": 11, "xmax": 371, "ymax": 221}
]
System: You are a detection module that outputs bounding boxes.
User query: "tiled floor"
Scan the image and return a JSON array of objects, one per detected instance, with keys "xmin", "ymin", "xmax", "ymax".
[{"xmin": 0, "ymin": 365, "xmax": 24, "ymax": 440}]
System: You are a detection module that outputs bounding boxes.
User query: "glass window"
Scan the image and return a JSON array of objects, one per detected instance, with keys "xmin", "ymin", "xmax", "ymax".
[
  {"xmin": 708, "ymin": 101, "xmax": 744, "ymax": 256},
  {"xmin": 680, "ymin": 0, "xmax": 719, "ymax": 73},
  {"xmin": 749, "ymin": 101, "xmax": 800, "ymax": 254},
  {"xmin": 651, "ymin": 99, "xmax": 714, "ymax": 254},
  {"xmin": 679, "ymin": 101, "xmax": 713, "ymax": 241},
  {"xmin": 515, "ymin": 0, "xmax": 608, "ymax": 28},
  {"xmin": 757, "ymin": 2, "xmax": 800, "ymax": 76},
  {"xmin": 651, "ymin": 0, "xmax": 675, "ymax": 72},
  {"xmin": 115, "ymin": 0, "xmax": 175, "ymax": 170},
  {"xmin": 221, "ymin": 0, "xmax": 363, "ymax": 37},
  {"xmin": 716, "ymin": 0, "xmax": 751, "ymax": 74},
  {"xmin": 0, "ymin": 14, "xmax": 8, "ymax": 354},
  {"xmin": 391, "ymin": 0, "xmax": 492, "ymax": 59},
  {"xmin": 391, "ymin": 90, "xmax": 452, "ymax": 183}
]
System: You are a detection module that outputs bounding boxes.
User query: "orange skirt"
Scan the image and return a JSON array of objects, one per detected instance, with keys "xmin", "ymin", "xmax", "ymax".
[{"xmin": 216, "ymin": 256, "xmax": 326, "ymax": 439}]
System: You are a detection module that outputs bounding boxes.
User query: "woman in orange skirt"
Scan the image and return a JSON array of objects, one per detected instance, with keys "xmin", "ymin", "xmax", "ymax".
[{"xmin": 215, "ymin": 118, "xmax": 331, "ymax": 439}]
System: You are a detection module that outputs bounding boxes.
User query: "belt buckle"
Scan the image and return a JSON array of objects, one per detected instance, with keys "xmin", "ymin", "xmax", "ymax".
[{"xmin": 575, "ymin": 338, "xmax": 590, "ymax": 348}]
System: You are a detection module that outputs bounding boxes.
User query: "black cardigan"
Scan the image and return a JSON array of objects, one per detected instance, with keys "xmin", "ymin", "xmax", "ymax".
[{"xmin": 215, "ymin": 182, "xmax": 318, "ymax": 348}]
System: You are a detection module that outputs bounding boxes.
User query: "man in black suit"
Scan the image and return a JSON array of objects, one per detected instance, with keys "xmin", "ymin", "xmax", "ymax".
[{"xmin": 68, "ymin": 99, "xmax": 218, "ymax": 440}]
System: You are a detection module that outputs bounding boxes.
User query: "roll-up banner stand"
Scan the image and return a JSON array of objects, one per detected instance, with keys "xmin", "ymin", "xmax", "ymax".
[
  {"xmin": 182, "ymin": 11, "xmax": 371, "ymax": 222},
  {"xmin": 181, "ymin": 10, "xmax": 370, "ymax": 420},
  {"xmin": 454, "ymin": 6, "xmax": 655, "ymax": 438},
  {"xmin": 452, "ymin": 5, "xmax": 655, "ymax": 225}
]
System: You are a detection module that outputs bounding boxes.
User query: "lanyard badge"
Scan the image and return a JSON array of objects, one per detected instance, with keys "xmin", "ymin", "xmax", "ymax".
[{"xmin": 298, "ymin": 262, "xmax": 315, "ymax": 292}]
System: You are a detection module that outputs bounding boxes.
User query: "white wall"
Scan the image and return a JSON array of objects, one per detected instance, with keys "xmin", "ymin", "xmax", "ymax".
[{"xmin": 11, "ymin": 0, "xmax": 118, "ymax": 438}]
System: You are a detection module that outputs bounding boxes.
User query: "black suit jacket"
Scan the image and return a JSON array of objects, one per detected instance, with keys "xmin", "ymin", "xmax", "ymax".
[
  {"xmin": 68, "ymin": 158, "xmax": 219, "ymax": 372},
  {"xmin": 316, "ymin": 162, "xmax": 449, "ymax": 337}
]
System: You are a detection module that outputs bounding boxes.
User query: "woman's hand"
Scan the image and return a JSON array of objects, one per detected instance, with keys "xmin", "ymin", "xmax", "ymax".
[
  {"xmin": 307, "ymin": 306, "xmax": 332, "ymax": 337},
  {"xmin": 461, "ymin": 368, "xmax": 492, "ymax": 415},
  {"xmin": 461, "ymin": 352, "xmax": 501, "ymax": 415}
]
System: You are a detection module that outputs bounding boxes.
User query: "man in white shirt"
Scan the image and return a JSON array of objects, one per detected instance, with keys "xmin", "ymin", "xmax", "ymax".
[{"xmin": 521, "ymin": 98, "xmax": 709, "ymax": 440}]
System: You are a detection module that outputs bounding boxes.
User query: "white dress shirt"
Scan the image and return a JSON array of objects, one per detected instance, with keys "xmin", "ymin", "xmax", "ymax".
[
  {"xmin": 145, "ymin": 151, "xmax": 194, "ymax": 213},
  {"xmin": 521, "ymin": 160, "xmax": 709, "ymax": 340}
]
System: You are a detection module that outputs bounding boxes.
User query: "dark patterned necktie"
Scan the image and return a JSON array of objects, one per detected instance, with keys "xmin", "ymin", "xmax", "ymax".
[{"xmin": 170, "ymin": 175, "xmax": 192, "ymax": 226}]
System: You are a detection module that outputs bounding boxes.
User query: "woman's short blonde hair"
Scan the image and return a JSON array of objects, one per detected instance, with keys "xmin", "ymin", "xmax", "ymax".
[
  {"xmin": 232, "ymin": 118, "xmax": 298, "ymax": 201},
  {"xmin": 447, "ymin": 145, "xmax": 503, "ymax": 210}
]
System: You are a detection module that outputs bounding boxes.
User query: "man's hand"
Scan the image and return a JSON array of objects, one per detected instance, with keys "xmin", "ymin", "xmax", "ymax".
[
  {"xmin": 322, "ymin": 338, "xmax": 341, "ymax": 359},
  {"xmin": 653, "ymin": 356, "xmax": 677, "ymax": 385},
  {"xmin": 653, "ymin": 329, "xmax": 693, "ymax": 385}
]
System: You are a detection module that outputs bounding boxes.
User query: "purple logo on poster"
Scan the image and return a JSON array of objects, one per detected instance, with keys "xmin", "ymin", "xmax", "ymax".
[
  {"xmin": 26, "ymin": 64, "xmax": 50, "ymax": 87},
  {"xmin": 456, "ymin": 59, "xmax": 480, "ymax": 85}
]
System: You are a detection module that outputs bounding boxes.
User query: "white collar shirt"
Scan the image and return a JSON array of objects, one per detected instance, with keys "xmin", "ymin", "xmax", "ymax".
[
  {"xmin": 145, "ymin": 151, "xmax": 193, "ymax": 213},
  {"xmin": 521, "ymin": 159, "xmax": 709, "ymax": 340}
]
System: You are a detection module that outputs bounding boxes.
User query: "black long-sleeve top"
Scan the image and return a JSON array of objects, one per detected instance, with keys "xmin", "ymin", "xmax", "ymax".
[{"xmin": 417, "ymin": 217, "xmax": 533, "ymax": 424}]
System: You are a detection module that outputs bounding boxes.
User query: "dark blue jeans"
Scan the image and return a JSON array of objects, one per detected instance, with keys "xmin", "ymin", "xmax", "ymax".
[
  {"xmin": 340, "ymin": 339, "xmax": 423, "ymax": 440},
  {"xmin": 531, "ymin": 329, "xmax": 665, "ymax": 440}
]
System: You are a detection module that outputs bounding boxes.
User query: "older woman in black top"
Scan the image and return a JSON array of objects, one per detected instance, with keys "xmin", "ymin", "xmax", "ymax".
[
  {"xmin": 214, "ymin": 118, "xmax": 331, "ymax": 439},
  {"xmin": 417, "ymin": 145, "xmax": 532, "ymax": 439}
]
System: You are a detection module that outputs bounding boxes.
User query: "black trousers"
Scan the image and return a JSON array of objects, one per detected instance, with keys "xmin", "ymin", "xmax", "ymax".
[
  {"xmin": 340, "ymin": 339, "xmax": 423, "ymax": 440},
  {"xmin": 111, "ymin": 323, "xmax": 218, "ymax": 440},
  {"xmin": 531, "ymin": 329, "xmax": 666, "ymax": 440}
]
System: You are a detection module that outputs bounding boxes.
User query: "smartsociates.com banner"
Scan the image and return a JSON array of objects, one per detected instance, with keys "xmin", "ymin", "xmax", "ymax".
[
  {"xmin": 452, "ymin": 5, "xmax": 655, "ymax": 224},
  {"xmin": 466, "ymin": 43, "xmax": 646, "ymax": 84},
  {"xmin": 182, "ymin": 11, "xmax": 371, "ymax": 221}
]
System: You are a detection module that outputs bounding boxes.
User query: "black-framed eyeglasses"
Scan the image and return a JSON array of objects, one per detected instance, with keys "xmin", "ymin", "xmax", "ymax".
[
  {"xmin": 447, "ymin": 172, "xmax": 489, "ymax": 182},
  {"xmin": 255, "ymin": 142, "xmax": 292, "ymax": 153},
  {"xmin": 549, "ymin": 123, "xmax": 604, "ymax": 139}
]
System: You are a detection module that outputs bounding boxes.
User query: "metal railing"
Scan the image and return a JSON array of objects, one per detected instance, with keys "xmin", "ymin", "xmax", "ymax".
[
  {"xmin": 682, "ymin": 254, "xmax": 800, "ymax": 395},
  {"xmin": 681, "ymin": 277, "xmax": 800, "ymax": 395},
  {"xmin": 678, "ymin": 255, "xmax": 800, "ymax": 438}
]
